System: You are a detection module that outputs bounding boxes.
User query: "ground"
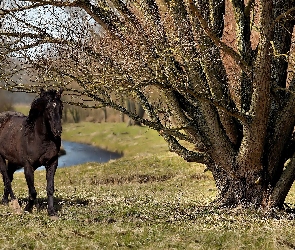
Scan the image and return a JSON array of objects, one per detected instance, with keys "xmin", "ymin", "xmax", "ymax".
[{"xmin": 0, "ymin": 122, "xmax": 295, "ymax": 249}]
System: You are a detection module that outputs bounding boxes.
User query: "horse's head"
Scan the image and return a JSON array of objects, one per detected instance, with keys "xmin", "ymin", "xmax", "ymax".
[
  {"xmin": 28, "ymin": 89, "xmax": 63, "ymax": 138},
  {"xmin": 42, "ymin": 89, "xmax": 63, "ymax": 138}
]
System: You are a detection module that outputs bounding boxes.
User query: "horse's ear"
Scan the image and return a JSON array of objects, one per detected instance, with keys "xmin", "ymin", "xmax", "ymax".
[{"xmin": 57, "ymin": 88, "xmax": 64, "ymax": 98}]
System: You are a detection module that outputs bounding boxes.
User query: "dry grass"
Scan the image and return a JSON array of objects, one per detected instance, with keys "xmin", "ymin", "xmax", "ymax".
[{"xmin": 0, "ymin": 122, "xmax": 294, "ymax": 249}]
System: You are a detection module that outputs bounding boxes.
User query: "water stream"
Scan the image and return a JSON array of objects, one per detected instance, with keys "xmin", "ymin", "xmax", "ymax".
[
  {"xmin": 17, "ymin": 140, "xmax": 122, "ymax": 172},
  {"xmin": 58, "ymin": 141, "xmax": 122, "ymax": 167}
]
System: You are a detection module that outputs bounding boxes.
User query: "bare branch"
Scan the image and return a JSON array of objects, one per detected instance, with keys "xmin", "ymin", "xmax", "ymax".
[
  {"xmin": 0, "ymin": 3, "xmax": 47, "ymax": 16},
  {"xmin": 275, "ymin": 6, "xmax": 295, "ymax": 23},
  {"xmin": 187, "ymin": 0, "xmax": 252, "ymax": 75},
  {"xmin": 160, "ymin": 132, "xmax": 208, "ymax": 164},
  {"xmin": 182, "ymin": 88, "xmax": 249, "ymax": 124}
]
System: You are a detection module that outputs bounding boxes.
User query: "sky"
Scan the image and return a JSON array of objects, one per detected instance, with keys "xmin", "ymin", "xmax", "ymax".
[{"xmin": 1, "ymin": 0, "xmax": 99, "ymax": 58}]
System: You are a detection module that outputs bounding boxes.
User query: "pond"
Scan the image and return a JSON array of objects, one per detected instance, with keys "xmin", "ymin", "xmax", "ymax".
[{"xmin": 17, "ymin": 141, "xmax": 122, "ymax": 172}]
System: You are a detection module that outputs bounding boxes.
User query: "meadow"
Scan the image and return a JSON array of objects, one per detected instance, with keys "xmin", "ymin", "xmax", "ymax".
[{"xmin": 0, "ymin": 121, "xmax": 295, "ymax": 249}]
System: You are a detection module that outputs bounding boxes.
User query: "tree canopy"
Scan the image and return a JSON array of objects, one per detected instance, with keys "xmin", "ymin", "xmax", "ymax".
[{"xmin": 1, "ymin": 0, "xmax": 295, "ymax": 209}]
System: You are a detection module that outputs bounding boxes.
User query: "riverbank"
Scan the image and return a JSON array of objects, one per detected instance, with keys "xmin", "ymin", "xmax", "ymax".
[
  {"xmin": 1, "ymin": 122, "xmax": 295, "ymax": 249},
  {"xmin": 61, "ymin": 122, "xmax": 168, "ymax": 157}
]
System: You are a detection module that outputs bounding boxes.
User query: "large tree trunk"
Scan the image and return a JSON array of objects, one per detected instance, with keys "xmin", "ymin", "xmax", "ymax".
[
  {"xmin": 186, "ymin": 0, "xmax": 295, "ymax": 209},
  {"xmin": 212, "ymin": 173, "xmax": 266, "ymax": 207}
]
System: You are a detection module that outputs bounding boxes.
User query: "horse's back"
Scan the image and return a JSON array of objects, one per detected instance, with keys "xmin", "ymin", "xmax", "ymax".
[
  {"xmin": 0, "ymin": 111, "xmax": 26, "ymax": 128},
  {"xmin": 0, "ymin": 112, "xmax": 27, "ymax": 164},
  {"xmin": 0, "ymin": 111, "xmax": 26, "ymax": 138}
]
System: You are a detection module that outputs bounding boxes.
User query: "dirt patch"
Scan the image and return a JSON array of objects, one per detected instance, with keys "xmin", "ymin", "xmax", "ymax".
[{"xmin": 90, "ymin": 173, "xmax": 175, "ymax": 185}]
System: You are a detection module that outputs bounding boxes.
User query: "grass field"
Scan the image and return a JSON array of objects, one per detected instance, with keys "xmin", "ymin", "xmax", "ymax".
[{"xmin": 1, "ymin": 121, "xmax": 295, "ymax": 249}]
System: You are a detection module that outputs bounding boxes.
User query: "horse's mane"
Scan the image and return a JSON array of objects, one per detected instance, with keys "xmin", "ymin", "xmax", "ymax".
[
  {"xmin": 26, "ymin": 98, "xmax": 46, "ymax": 125},
  {"xmin": 26, "ymin": 90, "xmax": 58, "ymax": 125}
]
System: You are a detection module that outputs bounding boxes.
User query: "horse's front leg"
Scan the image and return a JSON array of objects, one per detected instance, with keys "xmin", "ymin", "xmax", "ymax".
[
  {"xmin": 24, "ymin": 164, "xmax": 37, "ymax": 213},
  {"xmin": 46, "ymin": 158, "xmax": 58, "ymax": 216}
]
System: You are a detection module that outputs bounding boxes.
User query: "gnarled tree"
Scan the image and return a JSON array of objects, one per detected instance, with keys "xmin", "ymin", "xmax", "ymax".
[{"xmin": 1, "ymin": 0, "xmax": 295, "ymax": 209}]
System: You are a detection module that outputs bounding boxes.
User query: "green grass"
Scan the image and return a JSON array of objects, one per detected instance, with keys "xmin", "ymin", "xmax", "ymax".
[
  {"xmin": 0, "ymin": 122, "xmax": 295, "ymax": 249},
  {"xmin": 14, "ymin": 104, "xmax": 30, "ymax": 115},
  {"xmin": 61, "ymin": 122, "xmax": 168, "ymax": 157}
]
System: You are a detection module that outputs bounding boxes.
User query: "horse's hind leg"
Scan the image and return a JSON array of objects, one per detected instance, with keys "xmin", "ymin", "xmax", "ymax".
[
  {"xmin": 24, "ymin": 165, "xmax": 37, "ymax": 213},
  {"xmin": 0, "ymin": 158, "xmax": 16, "ymax": 204},
  {"xmin": 5, "ymin": 162, "xmax": 21, "ymax": 213}
]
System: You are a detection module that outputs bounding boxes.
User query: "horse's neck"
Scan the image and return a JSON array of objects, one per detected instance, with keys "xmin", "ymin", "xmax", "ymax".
[{"xmin": 33, "ymin": 115, "xmax": 49, "ymax": 138}]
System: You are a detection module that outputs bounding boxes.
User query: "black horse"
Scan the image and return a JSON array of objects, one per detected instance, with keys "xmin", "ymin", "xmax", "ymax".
[{"xmin": 0, "ymin": 89, "xmax": 63, "ymax": 216}]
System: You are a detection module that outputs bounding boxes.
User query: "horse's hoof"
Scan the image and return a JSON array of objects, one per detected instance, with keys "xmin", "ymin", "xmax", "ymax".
[
  {"xmin": 24, "ymin": 203, "xmax": 34, "ymax": 213},
  {"xmin": 2, "ymin": 199, "xmax": 9, "ymax": 205},
  {"xmin": 9, "ymin": 199, "xmax": 22, "ymax": 214}
]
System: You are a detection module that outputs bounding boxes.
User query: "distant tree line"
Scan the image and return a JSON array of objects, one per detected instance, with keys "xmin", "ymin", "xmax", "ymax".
[
  {"xmin": 62, "ymin": 99, "xmax": 145, "ymax": 124},
  {"xmin": 0, "ymin": 90, "xmax": 14, "ymax": 113}
]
